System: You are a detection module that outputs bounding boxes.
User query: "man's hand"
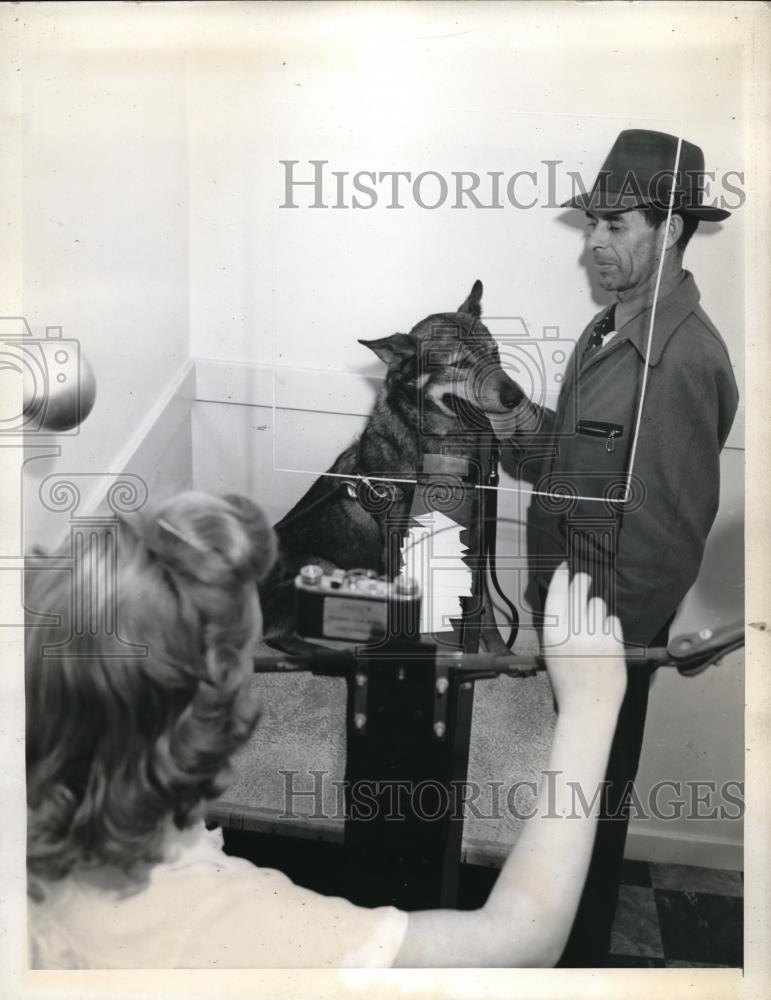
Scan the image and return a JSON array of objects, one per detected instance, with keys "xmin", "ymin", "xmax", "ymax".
[{"xmin": 488, "ymin": 393, "xmax": 545, "ymax": 442}]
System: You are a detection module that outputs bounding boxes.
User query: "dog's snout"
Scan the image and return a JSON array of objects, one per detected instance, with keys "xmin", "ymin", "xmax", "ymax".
[{"xmin": 500, "ymin": 379, "xmax": 524, "ymax": 410}]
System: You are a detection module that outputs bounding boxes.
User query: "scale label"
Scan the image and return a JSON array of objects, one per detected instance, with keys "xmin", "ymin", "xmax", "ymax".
[{"xmin": 323, "ymin": 597, "xmax": 387, "ymax": 641}]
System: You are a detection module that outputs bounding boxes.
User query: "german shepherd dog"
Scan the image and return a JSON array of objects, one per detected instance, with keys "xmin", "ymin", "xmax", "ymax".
[{"xmin": 260, "ymin": 280, "xmax": 523, "ymax": 653}]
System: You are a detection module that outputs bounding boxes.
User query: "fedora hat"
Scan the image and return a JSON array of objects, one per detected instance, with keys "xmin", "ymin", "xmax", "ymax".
[{"xmin": 562, "ymin": 129, "xmax": 730, "ymax": 221}]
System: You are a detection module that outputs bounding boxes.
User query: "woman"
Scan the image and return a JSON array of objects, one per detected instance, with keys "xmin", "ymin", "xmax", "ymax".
[{"xmin": 25, "ymin": 491, "xmax": 627, "ymax": 968}]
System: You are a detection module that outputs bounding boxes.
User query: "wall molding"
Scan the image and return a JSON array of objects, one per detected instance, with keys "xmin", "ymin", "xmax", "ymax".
[
  {"xmin": 464, "ymin": 825, "xmax": 742, "ymax": 871},
  {"xmin": 194, "ymin": 357, "xmax": 383, "ymax": 417},
  {"xmin": 193, "ymin": 357, "xmax": 563, "ymax": 418},
  {"xmin": 72, "ymin": 359, "xmax": 196, "ymax": 525},
  {"xmin": 192, "ymin": 357, "xmax": 745, "ymax": 450},
  {"xmin": 625, "ymin": 825, "xmax": 743, "ymax": 872}
]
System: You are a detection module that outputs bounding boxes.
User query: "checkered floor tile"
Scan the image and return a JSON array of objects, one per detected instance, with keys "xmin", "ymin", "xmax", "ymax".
[{"xmin": 605, "ymin": 861, "xmax": 743, "ymax": 967}]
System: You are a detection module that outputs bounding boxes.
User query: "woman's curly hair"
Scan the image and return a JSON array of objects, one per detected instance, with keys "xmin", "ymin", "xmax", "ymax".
[{"xmin": 25, "ymin": 491, "xmax": 277, "ymax": 899}]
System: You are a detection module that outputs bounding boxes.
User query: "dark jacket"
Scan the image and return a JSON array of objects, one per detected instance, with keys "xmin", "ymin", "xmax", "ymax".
[{"xmin": 504, "ymin": 271, "xmax": 739, "ymax": 646}]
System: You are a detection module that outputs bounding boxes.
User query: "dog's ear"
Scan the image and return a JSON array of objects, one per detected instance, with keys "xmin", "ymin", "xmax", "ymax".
[
  {"xmin": 457, "ymin": 279, "xmax": 483, "ymax": 318},
  {"xmin": 358, "ymin": 333, "xmax": 416, "ymax": 366}
]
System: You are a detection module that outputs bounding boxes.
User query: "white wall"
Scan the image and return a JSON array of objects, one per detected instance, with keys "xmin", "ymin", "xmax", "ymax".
[
  {"xmin": 631, "ymin": 446, "xmax": 744, "ymax": 866},
  {"xmin": 19, "ymin": 47, "xmax": 191, "ymax": 549},
  {"xmin": 185, "ymin": 8, "xmax": 744, "ymax": 397}
]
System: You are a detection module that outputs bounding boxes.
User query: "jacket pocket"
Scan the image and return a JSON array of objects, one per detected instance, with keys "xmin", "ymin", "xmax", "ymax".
[{"xmin": 576, "ymin": 420, "xmax": 624, "ymax": 453}]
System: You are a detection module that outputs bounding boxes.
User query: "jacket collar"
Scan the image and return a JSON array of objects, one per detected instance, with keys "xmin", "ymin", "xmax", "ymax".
[{"xmin": 616, "ymin": 271, "xmax": 700, "ymax": 367}]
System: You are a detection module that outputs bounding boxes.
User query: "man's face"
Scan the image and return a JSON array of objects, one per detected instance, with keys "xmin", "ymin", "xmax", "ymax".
[{"xmin": 585, "ymin": 209, "xmax": 664, "ymax": 294}]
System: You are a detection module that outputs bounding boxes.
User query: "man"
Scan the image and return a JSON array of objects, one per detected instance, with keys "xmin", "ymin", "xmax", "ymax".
[{"xmin": 503, "ymin": 129, "xmax": 739, "ymax": 965}]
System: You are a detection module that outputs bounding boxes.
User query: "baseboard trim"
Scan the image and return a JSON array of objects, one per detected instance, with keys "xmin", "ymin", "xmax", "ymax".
[
  {"xmin": 461, "ymin": 826, "xmax": 742, "ymax": 872},
  {"xmin": 625, "ymin": 825, "xmax": 743, "ymax": 871}
]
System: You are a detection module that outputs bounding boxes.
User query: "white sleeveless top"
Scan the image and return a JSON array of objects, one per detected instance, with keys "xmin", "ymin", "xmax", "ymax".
[{"xmin": 28, "ymin": 823, "xmax": 408, "ymax": 969}]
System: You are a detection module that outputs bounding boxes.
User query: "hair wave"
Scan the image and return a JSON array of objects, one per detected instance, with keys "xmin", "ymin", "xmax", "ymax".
[{"xmin": 25, "ymin": 491, "xmax": 276, "ymax": 898}]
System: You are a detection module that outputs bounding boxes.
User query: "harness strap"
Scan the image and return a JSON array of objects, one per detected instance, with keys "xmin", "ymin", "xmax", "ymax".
[{"xmin": 277, "ymin": 476, "xmax": 407, "ymax": 530}]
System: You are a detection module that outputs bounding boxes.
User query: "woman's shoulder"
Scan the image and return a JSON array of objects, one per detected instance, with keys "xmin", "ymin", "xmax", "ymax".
[
  {"xmin": 29, "ymin": 823, "xmax": 407, "ymax": 969},
  {"xmin": 27, "ymin": 822, "xmax": 255, "ymax": 969},
  {"xmin": 155, "ymin": 820, "xmax": 256, "ymax": 876}
]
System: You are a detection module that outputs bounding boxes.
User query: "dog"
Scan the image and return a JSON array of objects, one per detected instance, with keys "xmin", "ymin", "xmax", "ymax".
[{"xmin": 259, "ymin": 280, "xmax": 523, "ymax": 653}]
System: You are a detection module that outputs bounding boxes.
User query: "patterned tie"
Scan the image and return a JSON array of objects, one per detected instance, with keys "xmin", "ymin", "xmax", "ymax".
[{"xmin": 585, "ymin": 304, "xmax": 616, "ymax": 355}]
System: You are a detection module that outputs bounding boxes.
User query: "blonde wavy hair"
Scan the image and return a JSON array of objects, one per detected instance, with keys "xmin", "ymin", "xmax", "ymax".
[{"xmin": 25, "ymin": 491, "xmax": 277, "ymax": 898}]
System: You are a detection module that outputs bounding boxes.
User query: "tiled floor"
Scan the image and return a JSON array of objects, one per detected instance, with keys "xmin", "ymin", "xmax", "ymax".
[{"xmin": 606, "ymin": 860, "xmax": 743, "ymax": 968}]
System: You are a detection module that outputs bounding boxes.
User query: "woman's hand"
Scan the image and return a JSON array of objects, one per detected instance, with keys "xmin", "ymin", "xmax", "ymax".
[
  {"xmin": 395, "ymin": 561, "xmax": 631, "ymax": 969},
  {"xmin": 541, "ymin": 562, "xmax": 628, "ymax": 719}
]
